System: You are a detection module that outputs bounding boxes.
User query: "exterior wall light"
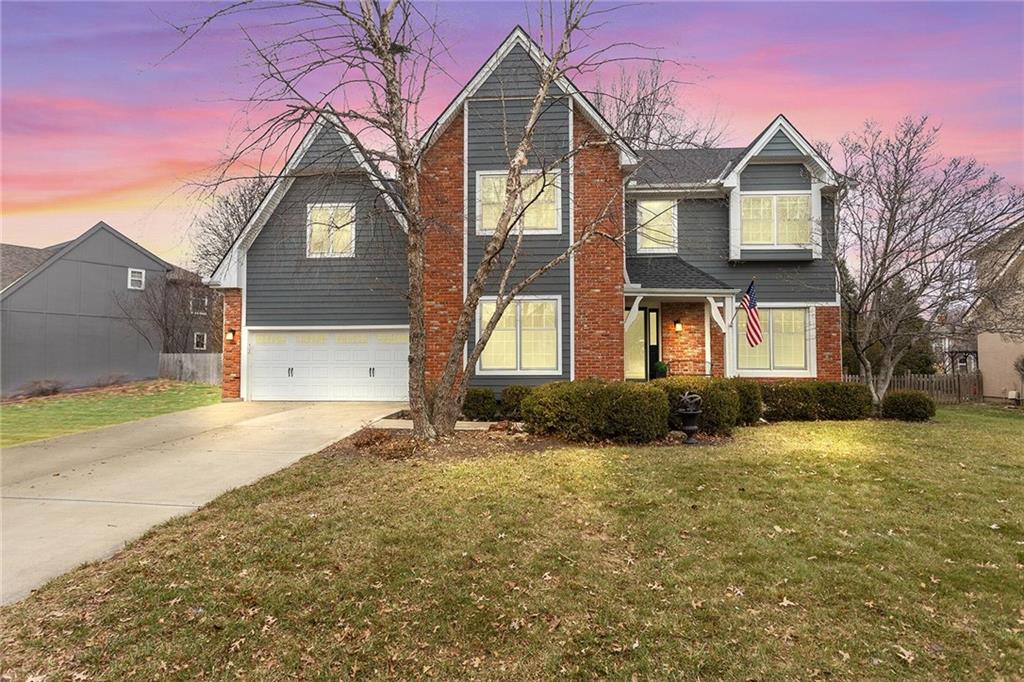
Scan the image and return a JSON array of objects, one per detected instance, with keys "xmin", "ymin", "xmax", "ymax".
[
  {"xmin": 674, "ymin": 320, "xmax": 683, "ymax": 333},
  {"xmin": 226, "ymin": 329, "xmax": 236, "ymax": 342}
]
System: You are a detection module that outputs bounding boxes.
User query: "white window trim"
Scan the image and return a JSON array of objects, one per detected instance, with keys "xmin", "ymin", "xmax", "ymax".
[
  {"xmin": 127, "ymin": 268, "xmax": 146, "ymax": 290},
  {"xmin": 475, "ymin": 169, "xmax": 563, "ymax": 236},
  {"xmin": 739, "ymin": 190, "xmax": 814, "ymax": 249},
  {"xmin": 636, "ymin": 199, "xmax": 678, "ymax": 254},
  {"xmin": 190, "ymin": 294, "xmax": 209, "ymax": 316},
  {"xmin": 306, "ymin": 202, "xmax": 356, "ymax": 258},
  {"xmin": 475, "ymin": 295, "xmax": 563, "ymax": 376},
  {"xmin": 193, "ymin": 332, "xmax": 207, "ymax": 351},
  {"xmin": 734, "ymin": 304, "xmax": 817, "ymax": 379}
]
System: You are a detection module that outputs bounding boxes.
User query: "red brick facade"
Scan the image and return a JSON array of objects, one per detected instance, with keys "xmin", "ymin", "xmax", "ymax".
[
  {"xmin": 420, "ymin": 111, "xmax": 465, "ymax": 383},
  {"xmin": 815, "ymin": 305, "xmax": 843, "ymax": 381},
  {"xmin": 221, "ymin": 288, "xmax": 242, "ymax": 399},
  {"xmin": 573, "ymin": 108, "xmax": 625, "ymax": 380},
  {"xmin": 660, "ymin": 302, "xmax": 707, "ymax": 375}
]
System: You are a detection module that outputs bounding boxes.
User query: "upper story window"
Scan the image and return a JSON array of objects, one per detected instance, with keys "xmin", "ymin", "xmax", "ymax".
[
  {"xmin": 477, "ymin": 170, "xmax": 561, "ymax": 235},
  {"xmin": 637, "ymin": 199, "xmax": 677, "ymax": 253},
  {"xmin": 190, "ymin": 294, "xmax": 208, "ymax": 315},
  {"xmin": 127, "ymin": 268, "xmax": 145, "ymax": 290},
  {"xmin": 307, "ymin": 203, "xmax": 355, "ymax": 258},
  {"xmin": 737, "ymin": 307, "xmax": 811, "ymax": 375},
  {"xmin": 478, "ymin": 297, "xmax": 560, "ymax": 374},
  {"xmin": 740, "ymin": 193, "xmax": 811, "ymax": 246}
]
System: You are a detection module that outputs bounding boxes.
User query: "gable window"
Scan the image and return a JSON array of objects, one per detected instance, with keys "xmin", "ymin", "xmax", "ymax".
[
  {"xmin": 477, "ymin": 170, "xmax": 561, "ymax": 234},
  {"xmin": 637, "ymin": 200, "xmax": 677, "ymax": 253},
  {"xmin": 740, "ymin": 193, "xmax": 811, "ymax": 245},
  {"xmin": 127, "ymin": 268, "xmax": 146, "ymax": 290},
  {"xmin": 737, "ymin": 307, "xmax": 811, "ymax": 374},
  {"xmin": 307, "ymin": 203, "xmax": 355, "ymax": 257},
  {"xmin": 478, "ymin": 297, "xmax": 560, "ymax": 374},
  {"xmin": 193, "ymin": 332, "xmax": 207, "ymax": 351},
  {"xmin": 190, "ymin": 294, "xmax": 208, "ymax": 315}
]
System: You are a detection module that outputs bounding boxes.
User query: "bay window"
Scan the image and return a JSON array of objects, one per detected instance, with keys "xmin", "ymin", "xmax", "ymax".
[
  {"xmin": 478, "ymin": 297, "xmax": 560, "ymax": 374},
  {"xmin": 477, "ymin": 170, "xmax": 561, "ymax": 234},
  {"xmin": 637, "ymin": 199, "xmax": 677, "ymax": 253},
  {"xmin": 737, "ymin": 307, "xmax": 811, "ymax": 374},
  {"xmin": 307, "ymin": 203, "xmax": 355, "ymax": 257},
  {"xmin": 740, "ymin": 193, "xmax": 811, "ymax": 246}
]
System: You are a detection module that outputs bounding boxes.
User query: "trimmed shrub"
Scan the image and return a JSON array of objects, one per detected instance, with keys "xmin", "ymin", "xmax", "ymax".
[
  {"xmin": 521, "ymin": 379, "xmax": 668, "ymax": 443},
  {"xmin": 814, "ymin": 381, "xmax": 873, "ymax": 420},
  {"xmin": 652, "ymin": 377, "xmax": 741, "ymax": 437},
  {"xmin": 761, "ymin": 381, "xmax": 817, "ymax": 421},
  {"xmin": 881, "ymin": 390, "xmax": 936, "ymax": 422},
  {"xmin": 729, "ymin": 379, "xmax": 764, "ymax": 425},
  {"xmin": 500, "ymin": 384, "xmax": 534, "ymax": 421},
  {"xmin": 462, "ymin": 387, "xmax": 499, "ymax": 421}
]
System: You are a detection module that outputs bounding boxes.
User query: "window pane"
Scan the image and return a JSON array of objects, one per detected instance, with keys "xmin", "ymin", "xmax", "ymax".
[
  {"xmin": 771, "ymin": 309, "xmax": 807, "ymax": 369},
  {"xmin": 520, "ymin": 300, "xmax": 558, "ymax": 370},
  {"xmin": 479, "ymin": 175, "xmax": 506, "ymax": 232},
  {"xmin": 638, "ymin": 200, "xmax": 675, "ymax": 251},
  {"xmin": 480, "ymin": 301, "xmax": 517, "ymax": 370},
  {"xmin": 648, "ymin": 310, "xmax": 659, "ymax": 346},
  {"xmin": 330, "ymin": 205, "xmax": 355, "ymax": 254},
  {"xmin": 308, "ymin": 206, "xmax": 332, "ymax": 254},
  {"xmin": 522, "ymin": 173, "xmax": 558, "ymax": 231},
  {"xmin": 737, "ymin": 310, "xmax": 770, "ymax": 369},
  {"xmin": 624, "ymin": 309, "xmax": 647, "ymax": 379},
  {"xmin": 741, "ymin": 196, "xmax": 774, "ymax": 244},
  {"xmin": 777, "ymin": 195, "xmax": 811, "ymax": 244}
]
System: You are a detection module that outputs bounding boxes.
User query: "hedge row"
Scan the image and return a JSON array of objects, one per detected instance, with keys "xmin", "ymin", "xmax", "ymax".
[
  {"xmin": 462, "ymin": 385, "xmax": 537, "ymax": 421},
  {"xmin": 520, "ymin": 379, "xmax": 669, "ymax": 443},
  {"xmin": 761, "ymin": 381, "xmax": 873, "ymax": 421}
]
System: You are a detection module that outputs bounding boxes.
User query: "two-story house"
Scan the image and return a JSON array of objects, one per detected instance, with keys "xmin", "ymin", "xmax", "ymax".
[{"xmin": 209, "ymin": 28, "xmax": 842, "ymax": 401}]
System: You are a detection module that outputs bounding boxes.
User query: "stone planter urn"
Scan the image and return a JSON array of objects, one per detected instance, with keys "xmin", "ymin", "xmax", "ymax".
[{"xmin": 675, "ymin": 391, "xmax": 703, "ymax": 444}]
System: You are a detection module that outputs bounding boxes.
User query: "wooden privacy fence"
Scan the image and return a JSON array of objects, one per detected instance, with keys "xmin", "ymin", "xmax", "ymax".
[
  {"xmin": 159, "ymin": 353, "xmax": 222, "ymax": 385},
  {"xmin": 842, "ymin": 372, "xmax": 982, "ymax": 404}
]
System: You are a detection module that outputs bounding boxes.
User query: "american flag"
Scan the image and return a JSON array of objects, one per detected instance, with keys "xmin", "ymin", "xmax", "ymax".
[{"xmin": 740, "ymin": 280, "xmax": 763, "ymax": 347}]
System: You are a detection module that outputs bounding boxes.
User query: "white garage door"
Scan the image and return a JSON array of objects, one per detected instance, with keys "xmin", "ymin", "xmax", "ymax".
[{"xmin": 247, "ymin": 329, "xmax": 408, "ymax": 401}]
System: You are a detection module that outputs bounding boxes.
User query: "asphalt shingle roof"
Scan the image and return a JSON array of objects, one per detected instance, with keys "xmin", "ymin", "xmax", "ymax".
[
  {"xmin": 632, "ymin": 148, "xmax": 746, "ymax": 186},
  {"xmin": 626, "ymin": 255, "xmax": 734, "ymax": 291},
  {"xmin": 0, "ymin": 243, "xmax": 61, "ymax": 290}
]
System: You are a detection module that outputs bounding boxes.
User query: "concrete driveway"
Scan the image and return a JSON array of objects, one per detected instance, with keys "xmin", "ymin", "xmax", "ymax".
[{"xmin": 1, "ymin": 400, "xmax": 401, "ymax": 604}]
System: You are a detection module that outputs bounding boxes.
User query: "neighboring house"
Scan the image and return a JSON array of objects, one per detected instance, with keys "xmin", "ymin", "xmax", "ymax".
[
  {"xmin": 0, "ymin": 221, "xmax": 171, "ymax": 396},
  {"xmin": 932, "ymin": 317, "xmax": 978, "ymax": 375},
  {"xmin": 166, "ymin": 267, "xmax": 223, "ymax": 355},
  {"xmin": 969, "ymin": 221, "xmax": 1024, "ymax": 401},
  {"xmin": 209, "ymin": 27, "xmax": 843, "ymax": 402}
]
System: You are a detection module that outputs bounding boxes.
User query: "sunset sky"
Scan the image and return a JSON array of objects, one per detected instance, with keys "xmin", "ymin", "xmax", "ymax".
[{"xmin": 2, "ymin": 1, "xmax": 1022, "ymax": 266}]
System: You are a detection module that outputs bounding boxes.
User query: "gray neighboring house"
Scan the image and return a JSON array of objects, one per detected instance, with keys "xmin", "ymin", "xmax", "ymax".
[{"xmin": 0, "ymin": 221, "xmax": 171, "ymax": 396}]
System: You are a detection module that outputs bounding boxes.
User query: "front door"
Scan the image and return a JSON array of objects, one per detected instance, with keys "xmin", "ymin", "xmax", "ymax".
[{"xmin": 624, "ymin": 308, "xmax": 660, "ymax": 380}]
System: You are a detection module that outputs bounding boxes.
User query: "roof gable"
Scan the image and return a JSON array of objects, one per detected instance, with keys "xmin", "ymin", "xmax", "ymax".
[
  {"xmin": 720, "ymin": 114, "xmax": 838, "ymax": 187},
  {"xmin": 209, "ymin": 111, "xmax": 405, "ymax": 288},
  {"xmin": 419, "ymin": 26, "xmax": 638, "ymax": 167}
]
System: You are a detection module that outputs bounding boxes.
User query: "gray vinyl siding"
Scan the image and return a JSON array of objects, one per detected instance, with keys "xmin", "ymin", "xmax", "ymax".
[
  {"xmin": 293, "ymin": 124, "xmax": 363, "ymax": 175},
  {"xmin": 0, "ymin": 227, "xmax": 166, "ymax": 395},
  {"xmin": 739, "ymin": 163, "xmax": 811, "ymax": 191},
  {"xmin": 464, "ymin": 93, "xmax": 572, "ymax": 388},
  {"xmin": 245, "ymin": 173, "xmax": 408, "ymax": 326},
  {"xmin": 625, "ymin": 193, "xmax": 838, "ymax": 303},
  {"xmin": 755, "ymin": 130, "xmax": 802, "ymax": 157},
  {"xmin": 474, "ymin": 43, "xmax": 565, "ymax": 99}
]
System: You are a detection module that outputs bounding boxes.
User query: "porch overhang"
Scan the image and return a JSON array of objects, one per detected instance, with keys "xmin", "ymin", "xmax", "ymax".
[
  {"xmin": 625, "ymin": 286, "xmax": 739, "ymax": 298},
  {"xmin": 625, "ymin": 287, "xmax": 737, "ymax": 334}
]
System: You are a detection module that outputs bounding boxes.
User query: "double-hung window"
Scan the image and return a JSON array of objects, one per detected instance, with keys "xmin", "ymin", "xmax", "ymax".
[
  {"xmin": 190, "ymin": 295, "xmax": 208, "ymax": 315},
  {"xmin": 478, "ymin": 297, "xmax": 560, "ymax": 374},
  {"xmin": 193, "ymin": 332, "xmax": 208, "ymax": 351},
  {"xmin": 636, "ymin": 199, "xmax": 677, "ymax": 253},
  {"xmin": 740, "ymin": 193, "xmax": 811, "ymax": 246},
  {"xmin": 307, "ymin": 203, "xmax": 355, "ymax": 257},
  {"xmin": 477, "ymin": 170, "xmax": 560, "ymax": 234},
  {"xmin": 127, "ymin": 268, "xmax": 146, "ymax": 290},
  {"xmin": 737, "ymin": 307, "xmax": 811, "ymax": 374}
]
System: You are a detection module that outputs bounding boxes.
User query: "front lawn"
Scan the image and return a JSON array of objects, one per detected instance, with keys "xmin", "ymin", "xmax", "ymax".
[
  {"xmin": 1, "ymin": 406, "xmax": 1021, "ymax": 679},
  {"xmin": 0, "ymin": 380, "xmax": 221, "ymax": 448}
]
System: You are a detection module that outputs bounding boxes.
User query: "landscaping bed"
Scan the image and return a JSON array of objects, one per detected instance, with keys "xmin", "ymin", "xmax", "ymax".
[{"xmin": 1, "ymin": 405, "xmax": 1020, "ymax": 679}]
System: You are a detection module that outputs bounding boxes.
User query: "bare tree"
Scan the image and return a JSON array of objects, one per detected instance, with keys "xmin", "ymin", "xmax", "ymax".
[
  {"xmin": 190, "ymin": 177, "xmax": 269, "ymax": 276},
  {"xmin": 831, "ymin": 116, "xmax": 1024, "ymax": 405},
  {"xmin": 590, "ymin": 62, "xmax": 723, "ymax": 150},
  {"xmin": 177, "ymin": 0, "xmax": 666, "ymax": 437},
  {"xmin": 116, "ymin": 270, "xmax": 222, "ymax": 354}
]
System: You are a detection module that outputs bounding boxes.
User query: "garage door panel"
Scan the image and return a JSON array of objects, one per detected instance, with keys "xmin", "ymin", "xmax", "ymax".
[{"xmin": 248, "ymin": 329, "xmax": 408, "ymax": 401}]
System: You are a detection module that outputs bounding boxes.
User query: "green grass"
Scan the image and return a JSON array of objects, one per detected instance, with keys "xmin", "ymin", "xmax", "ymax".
[
  {"xmin": 1, "ymin": 406, "xmax": 1021, "ymax": 679},
  {"xmin": 0, "ymin": 381, "xmax": 221, "ymax": 447}
]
